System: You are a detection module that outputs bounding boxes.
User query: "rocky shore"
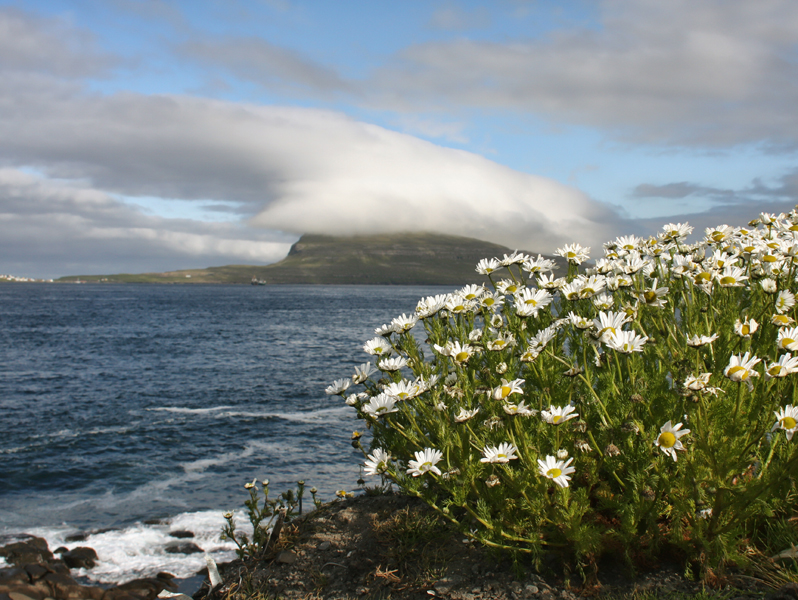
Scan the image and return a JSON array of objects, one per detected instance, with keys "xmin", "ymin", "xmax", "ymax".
[{"xmin": 3, "ymin": 494, "xmax": 797, "ymax": 600}]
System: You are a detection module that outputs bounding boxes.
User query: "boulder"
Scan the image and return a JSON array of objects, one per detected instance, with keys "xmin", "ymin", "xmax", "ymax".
[
  {"xmin": 0, "ymin": 538, "xmax": 53, "ymax": 566},
  {"xmin": 59, "ymin": 547, "xmax": 98, "ymax": 570},
  {"xmin": 167, "ymin": 531, "xmax": 194, "ymax": 540},
  {"xmin": 164, "ymin": 542, "xmax": 202, "ymax": 556}
]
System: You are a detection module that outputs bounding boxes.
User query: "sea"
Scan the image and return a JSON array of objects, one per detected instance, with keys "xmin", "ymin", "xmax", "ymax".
[{"xmin": 0, "ymin": 283, "xmax": 447, "ymax": 588}]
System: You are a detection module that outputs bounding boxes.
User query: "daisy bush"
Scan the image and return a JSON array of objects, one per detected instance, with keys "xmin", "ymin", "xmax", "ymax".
[{"xmin": 327, "ymin": 211, "xmax": 798, "ymax": 580}]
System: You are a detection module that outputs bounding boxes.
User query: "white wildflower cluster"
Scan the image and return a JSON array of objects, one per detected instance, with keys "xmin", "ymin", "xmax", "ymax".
[{"xmin": 327, "ymin": 208, "xmax": 798, "ymax": 564}]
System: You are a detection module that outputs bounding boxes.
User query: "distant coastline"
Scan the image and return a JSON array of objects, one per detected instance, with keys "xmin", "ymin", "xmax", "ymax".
[{"xmin": 53, "ymin": 232, "xmax": 564, "ymax": 286}]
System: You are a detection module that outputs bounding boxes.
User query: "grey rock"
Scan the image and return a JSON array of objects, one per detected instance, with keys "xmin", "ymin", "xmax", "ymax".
[
  {"xmin": 60, "ymin": 548, "xmax": 98, "ymax": 570},
  {"xmin": 317, "ymin": 542, "xmax": 331, "ymax": 551},
  {"xmin": 167, "ymin": 532, "xmax": 194, "ymax": 540},
  {"xmin": 275, "ymin": 551, "xmax": 296, "ymax": 565},
  {"xmin": 163, "ymin": 543, "xmax": 202, "ymax": 556}
]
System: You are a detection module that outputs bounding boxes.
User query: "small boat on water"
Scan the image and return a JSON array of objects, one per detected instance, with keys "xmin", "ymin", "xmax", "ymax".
[{"xmin": 251, "ymin": 276, "xmax": 267, "ymax": 285}]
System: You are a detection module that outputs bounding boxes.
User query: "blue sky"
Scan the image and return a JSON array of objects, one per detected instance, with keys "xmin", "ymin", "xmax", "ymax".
[{"xmin": 2, "ymin": 0, "xmax": 798, "ymax": 278}]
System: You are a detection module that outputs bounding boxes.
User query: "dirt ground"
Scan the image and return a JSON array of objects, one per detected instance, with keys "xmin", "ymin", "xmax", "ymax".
[{"xmin": 198, "ymin": 493, "xmax": 787, "ymax": 600}]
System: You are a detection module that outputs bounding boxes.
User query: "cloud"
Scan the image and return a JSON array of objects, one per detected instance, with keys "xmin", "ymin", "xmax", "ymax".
[
  {"xmin": 177, "ymin": 37, "xmax": 350, "ymax": 94},
  {"xmin": 0, "ymin": 7, "xmax": 116, "ymax": 78},
  {"xmin": 0, "ymin": 169, "xmax": 295, "ymax": 279},
  {"xmin": 0, "ymin": 62, "xmax": 625, "ymax": 259},
  {"xmin": 632, "ymin": 182, "xmax": 735, "ymax": 200},
  {"xmin": 428, "ymin": 5, "xmax": 492, "ymax": 31},
  {"xmin": 369, "ymin": 0, "xmax": 798, "ymax": 148}
]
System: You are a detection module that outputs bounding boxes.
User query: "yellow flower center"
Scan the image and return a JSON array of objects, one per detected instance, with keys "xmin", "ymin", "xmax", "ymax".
[
  {"xmin": 781, "ymin": 337, "xmax": 795, "ymax": 349},
  {"xmin": 498, "ymin": 453, "xmax": 507, "ymax": 460},
  {"xmin": 769, "ymin": 366, "xmax": 785, "ymax": 377},
  {"xmin": 374, "ymin": 346, "xmax": 384, "ymax": 354},
  {"xmin": 741, "ymin": 324, "xmax": 750, "ymax": 336},
  {"xmin": 711, "ymin": 232, "xmax": 725, "ymax": 242},
  {"xmin": 658, "ymin": 432, "xmax": 677, "ymax": 448},
  {"xmin": 500, "ymin": 386, "xmax": 511, "ymax": 398},
  {"xmin": 547, "ymin": 468, "xmax": 562, "ymax": 478},
  {"xmin": 644, "ymin": 291, "xmax": 658, "ymax": 303},
  {"xmin": 506, "ymin": 285, "xmax": 518, "ymax": 293},
  {"xmin": 695, "ymin": 272, "xmax": 711, "ymax": 283},
  {"xmin": 743, "ymin": 245, "xmax": 755, "ymax": 253},
  {"xmin": 483, "ymin": 298, "xmax": 495, "ymax": 306},
  {"xmin": 397, "ymin": 392, "xmax": 408, "ymax": 400},
  {"xmin": 453, "ymin": 304, "xmax": 465, "ymax": 312},
  {"xmin": 567, "ymin": 251, "xmax": 576, "ymax": 258},
  {"xmin": 552, "ymin": 415, "xmax": 562, "ymax": 424},
  {"xmin": 525, "ymin": 298, "xmax": 538, "ymax": 306},
  {"xmin": 727, "ymin": 365, "xmax": 749, "ymax": 380},
  {"xmin": 493, "ymin": 341, "xmax": 506, "ymax": 349},
  {"xmin": 781, "ymin": 416, "xmax": 797, "ymax": 429},
  {"xmin": 774, "ymin": 315, "xmax": 789, "ymax": 324},
  {"xmin": 790, "ymin": 225, "xmax": 798, "ymax": 231},
  {"xmin": 763, "ymin": 254, "xmax": 778, "ymax": 263},
  {"xmin": 720, "ymin": 276, "xmax": 736, "ymax": 285},
  {"xmin": 455, "ymin": 351, "xmax": 469, "ymax": 362}
]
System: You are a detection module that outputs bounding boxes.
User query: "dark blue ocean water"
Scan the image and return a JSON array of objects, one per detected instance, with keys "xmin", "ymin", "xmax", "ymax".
[{"xmin": 0, "ymin": 283, "xmax": 445, "ymax": 581}]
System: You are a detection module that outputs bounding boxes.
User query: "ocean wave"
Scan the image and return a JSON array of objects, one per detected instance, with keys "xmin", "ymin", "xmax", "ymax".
[{"xmin": 147, "ymin": 405, "xmax": 351, "ymax": 423}]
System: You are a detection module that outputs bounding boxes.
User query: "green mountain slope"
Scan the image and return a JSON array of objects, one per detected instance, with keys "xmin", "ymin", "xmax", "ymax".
[{"xmin": 57, "ymin": 232, "xmax": 564, "ymax": 285}]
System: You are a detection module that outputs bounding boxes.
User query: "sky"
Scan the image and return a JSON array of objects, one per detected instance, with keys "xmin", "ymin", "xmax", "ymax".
[{"xmin": 2, "ymin": 0, "xmax": 798, "ymax": 279}]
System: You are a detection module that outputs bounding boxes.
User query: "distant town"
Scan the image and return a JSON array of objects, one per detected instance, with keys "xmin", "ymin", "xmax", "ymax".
[{"xmin": 0, "ymin": 274, "xmax": 55, "ymax": 283}]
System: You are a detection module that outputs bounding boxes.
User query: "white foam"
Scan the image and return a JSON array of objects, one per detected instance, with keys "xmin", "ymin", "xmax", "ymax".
[
  {"xmin": 25, "ymin": 509, "xmax": 252, "ymax": 584},
  {"xmin": 147, "ymin": 405, "xmax": 350, "ymax": 423}
]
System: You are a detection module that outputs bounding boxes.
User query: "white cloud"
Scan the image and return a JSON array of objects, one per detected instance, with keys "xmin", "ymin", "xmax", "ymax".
[
  {"xmin": 370, "ymin": 0, "xmax": 798, "ymax": 147},
  {"xmin": 0, "ymin": 169, "xmax": 294, "ymax": 279}
]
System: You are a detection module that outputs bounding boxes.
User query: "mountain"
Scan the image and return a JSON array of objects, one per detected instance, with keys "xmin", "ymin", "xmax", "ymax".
[{"xmin": 56, "ymin": 232, "xmax": 565, "ymax": 285}]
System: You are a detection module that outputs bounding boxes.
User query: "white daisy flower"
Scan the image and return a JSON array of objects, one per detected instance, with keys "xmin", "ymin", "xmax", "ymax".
[
  {"xmin": 363, "ymin": 448, "xmax": 391, "ymax": 476},
  {"xmin": 686, "ymin": 333, "xmax": 719, "ymax": 347},
  {"xmin": 776, "ymin": 290, "xmax": 796, "ymax": 314},
  {"xmin": 514, "ymin": 288, "xmax": 553, "ymax": 317},
  {"xmin": 445, "ymin": 293, "xmax": 474, "ymax": 314},
  {"xmin": 537, "ymin": 455, "xmax": 575, "ymax": 487},
  {"xmin": 480, "ymin": 292, "xmax": 505, "ymax": 311},
  {"xmin": 496, "ymin": 279, "xmax": 522, "ymax": 295},
  {"xmin": 390, "ymin": 313, "xmax": 418, "ymax": 333},
  {"xmin": 363, "ymin": 394, "xmax": 399, "ymax": 418},
  {"xmin": 363, "ymin": 337, "xmax": 392, "ymax": 356},
  {"xmin": 480, "ymin": 442, "xmax": 519, "ymax": 464},
  {"xmin": 734, "ymin": 317, "xmax": 758, "ymax": 338},
  {"xmin": 492, "ymin": 378, "xmax": 525, "ymax": 400},
  {"xmin": 592, "ymin": 292, "xmax": 615, "ymax": 310},
  {"xmin": 724, "ymin": 352, "xmax": 761, "ymax": 383},
  {"xmin": 655, "ymin": 420, "xmax": 690, "ymax": 461},
  {"xmin": 523, "ymin": 254, "xmax": 558, "ymax": 274},
  {"xmin": 765, "ymin": 354, "xmax": 798, "ymax": 379},
  {"xmin": 486, "ymin": 331, "xmax": 516, "ymax": 351},
  {"xmin": 605, "ymin": 329, "xmax": 648, "ymax": 354},
  {"xmin": 454, "ymin": 407, "xmax": 480, "ymax": 423},
  {"xmin": 555, "ymin": 243, "xmax": 590, "ymax": 265},
  {"xmin": 476, "ymin": 258, "xmax": 502, "ymax": 274},
  {"xmin": 537, "ymin": 273, "xmax": 566, "ymax": 289},
  {"xmin": 352, "ymin": 362, "xmax": 378, "ymax": 384},
  {"xmin": 772, "ymin": 314, "xmax": 795, "ymax": 327},
  {"xmin": 638, "ymin": 278, "xmax": 668, "ymax": 308},
  {"xmin": 406, "ymin": 448, "xmax": 443, "ymax": 477},
  {"xmin": 717, "ymin": 265, "xmax": 748, "ymax": 287},
  {"xmin": 660, "ymin": 222, "xmax": 693, "ymax": 242},
  {"xmin": 459, "ymin": 284, "xmax": 485, "ymax": 300},
  {"xmin": 542, "ymin": 404, "xmax": 579, "ymax": 425},
  {"xmin": 772, "ymin": 405, "xmax": 798, "ymax": 440},
  {"xmin": 383, "ymin": 380, "xmax": 420, "ymax": 401},
  {"xmin": 684, "ymin": 373, "xmax": 711, "ymax": 391},
  {"xmin": 761, "ymin": 279, "xmax": 778, "ymax": 293},
  {"xmin": 416, "ymin": 294, "xmax": 447, "ymax": 318},
  {"xmin": 778, "ymin": 327, "xmax": 798, "ymax": 351},
  {"xmin": 378, "ymin": 356, "xmax": 408, "ymax": 372},
  {"xmin": 593, "ymin": 310, "xmax": 630, "ymax": 344},
  {"xmin": 325, "ymin": 378, "xmax": 352, "ymax": 395},
  {"xmin": 503, "ymin": 400, "xmax": 536, "ymax": 416},
  {"xmin": 566, "ymin": 311, "xmax": 594, "ymax": 329}
]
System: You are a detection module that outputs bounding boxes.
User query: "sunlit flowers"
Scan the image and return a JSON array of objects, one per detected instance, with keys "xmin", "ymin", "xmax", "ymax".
[
  {"xmin": 734, "ymin": 317, "xmax": 758, "ymax": 338},
  {"xmin": 503, "ymin": 400, "xmax": 535, "ymax": 416},
  {"xmin": 362, "ymin": 394, "xmax": 398, "ymax": 418},
  {"xmin": 593, "ymin": 311, "xmax": 630, "ymax": 344},
  {"xmin": 537, "ymin": 455, "xmax": 575, "ymax": 487},
  {"xmin": 325, "ymin": 378, "xmax": 352, "ymax": 395},
  {"xmin": 686, "ymin": 333, "xmax": 718, "ymax": 347},
  {"xmin": 684, "ymin": 373, "xmax": 711, "ymax": 391},
  {"xmin": 639, "ymin": 278, "xmax": 668, "ymax": 308},
  {"xmin": 777, "ymin": 327, "xmax": 798, "ymax": 351},
  {"xmin": 555, "ymin": 243, "xmax": 590, "ymax": 264},
  {"xmin": 352, "ymin": 362, "xmax": 377, "ymax": 384},
  {"xmin": 775, "ymin": 290, "xmax": 796, "ymax": 314},
  {"xmin": 434, "ymin": 340, "xmax": 476, "ymax": 364},
  {"xmin": 363, "ymin": 448, "xmax": 391, "ymax": 476},
  {"xmin": 363, "ymin": 337, "xmax": 392, "ymax": 356},
  {"xmin": 454, "ymin": 407, "xmax": 480, "ymax": 423},
  {"xmin": 406, "ymin": 448, "xmax": 443, "ymax": 477},
  {"xmin": 378, "ymin": 356, "xmax": 408, "ymax": 371},
  {"xmin": 765, "ymin": 354, "xmax": 798, "ymax": 379},
  {"xmin": 606, "ymin": 330, "xmax": 648, "ymax": 354},
  {"xmin": 772, "ymin": 405, "xmax": 798, "ymax": 440},
  {"xmin": 724, "ymin": 352, "xmax": 761, "ymax": 383},
  {"xmin": 655, "ymin": 421, "xmax": 690, "ymax": 461},
  {"xmin": 383, "ymin": 380, "xmax": 420, "ymax": 401},
  {"xmin": 492, "ymin": 378, "xmax": 525, "ymax": 400},
  {"xmin": 718, "ymin": 266, "xmax": 748, "ymax": 287},
  {"xmin": 542, "ymin": 404, "xmax": 578, "ymax": 425},
  {"xmin": 480, "ymin": 442, "xmax": 519, "ymax": 464},
  {"xmin": 514, "ymin": 288, "xmax": 553, "ymax": 317}
]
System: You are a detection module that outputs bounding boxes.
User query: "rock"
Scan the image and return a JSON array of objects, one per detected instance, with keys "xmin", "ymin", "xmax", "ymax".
[
  {"xmin": 104, "ymin": 577, "xmax": 173, "ymax": 600},
  {"xmin": 275, "ymin": 551, "xmax": 296, "ymax": 565},
  {"xmin": 167, "ymin": 532, "xmax": 193, "ymax": 540},
  {"xmin": 0, "ymin": 538, "xmax": 53, "ymax": 566},
  {"xmin": 63, "ymin": 535, "xmax": 87, "ymax": 544},
  {"xmin": 316, "ymin": 542, "xmax": 331, "ymax": 551},
  {"xmin": 22, "ymin": 565, "xmax": 50, "ymax": 582},
  {"xmin": 433, "ymin": 577, "xmax": 462, "ymax": 594},
  {"xmin": 60, "ymin": 548, "xmax": 98, "ymax": 570},
  {"xmin": 42, "ymin": 572, "xmax": 103, "ymax": 600},
  {"xmin": 0, "ymin": 585, "xmax": 45, "ymax": 600},
  {"xmin": 0, "ymin": 567, "xmax": 30, "ymax": 585},
  {"xmin": 766, "ymin": 583, "xmax": 798, "ymax": 600},
  {"xmin": 163, "ymin": 543, "xmax": 202, "ymax": 556}
]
